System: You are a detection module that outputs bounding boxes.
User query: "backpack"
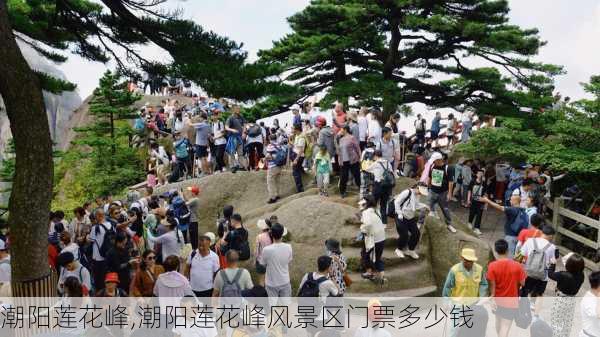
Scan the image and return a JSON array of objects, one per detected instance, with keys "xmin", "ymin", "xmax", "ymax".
[
  {"xmin": 174, "ymin": 139, "xmax": 189, "ymax": 159},
  {"xmin": 297, "ymin": 272, "xmax": 327, "ymax": 298},
  {"xmin": 247, "ymin": 125, "xmax": 262, "ymax": 137},
  {"xmin": 94, "ymin": 223, "xmax": 116, "ymax": 258},
  {"xmin": 379, "ymin": 162, "xmax": 396, "ymax": 188},
  {"xmin": 394, "ymin": 190, "xmax": 413, "ymax": 220},
  {"xmin": 274, "ymin": 145, "xmax": 288, "ymax": 167},
  {"xmin": 183, "ymin": 79, "xmax": 191, "ymax": 88},
  {"xmin": 232, "ymin": 228, "xmax": 251, "ymax": 261},
  {"xmin": 168, "ymin": 78, "xmax": 177, "ymax": 87},
  {"xmin": 134, "ymin": 118, "xmax": 145, "ymax": 131},
  {"xmin": 510, "ymin": 208, "xmax": 529, "ymax": 235},
  {"xmin": 524, "ymin": 239, "xmax": 551, "ymax": 280},
  {"xmin": 220, "ymin": 269, "xmax": 244, "ymax": 305},
  {"xmin": 415, "ymin": 119, "xmax": 425, "ymax": 132},
  {"xmin": 173, "ymin": 200, "xmax": 191, "ymax": 232},
  {"xmin": 515, "ymin": 295, "xmax": 532, "ymax": 329}
]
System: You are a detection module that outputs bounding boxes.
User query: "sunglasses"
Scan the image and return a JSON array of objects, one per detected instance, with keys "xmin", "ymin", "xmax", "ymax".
[{"xmin": 147, "ymin": 256, "xmax": 155, "ymax": 260}]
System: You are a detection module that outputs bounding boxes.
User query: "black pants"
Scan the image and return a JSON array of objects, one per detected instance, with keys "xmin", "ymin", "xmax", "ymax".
[
  {"xmin": 189, "ymin": 221, "xmax": 199, "ymax": 250},
  {"xmin": 214, "ymin": 144, "xmax": 226, "ymax": 171},
  {"xmin": 359, "ymin": 141, "xmax": 367, "ymax": 152},
  {"xmin": 468, "ymin": 201, "xmax": 485, "ymax": 229},
  {"xmin": 395, "ymin": 217, "xmax": 420, "ymax": 251},
  {"xmin": 193, "ymin": 289, "xmax": 213, "ymax": 298},
  {"xmin": 246, "ymin": 142, "xmax": 264, "ymax": 169},
  {"xmin": 91, "ymin": 259, "xmax": 108, "ymax": 292},
  {"xmin": 292, "ymin": 156, "xmax": 305, "ymax": 192},
  {"xmin": 361, "ymin": 240, "xmax": 385, "ymax": 272},
  {"xmin": 373, "ymin": 183, "xmax": 392, "ymax": 224},
  {"xmin": 339, "ymin": 161, "xmax": 361, "ymax": 195}
]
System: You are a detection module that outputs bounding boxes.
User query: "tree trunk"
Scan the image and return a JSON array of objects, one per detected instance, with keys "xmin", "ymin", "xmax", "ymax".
[
  {"xmin": 382, "ymin": 15, "xmax": 401, "ymax": 122},
  {"xmin": 0, "ymin": 0, "xmax": 54, "ymax": 295}
]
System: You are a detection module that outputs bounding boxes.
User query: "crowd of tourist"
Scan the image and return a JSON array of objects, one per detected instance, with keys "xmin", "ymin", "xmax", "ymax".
[{"xmin": 0, "ymin": 91, "xmax": 596, "ymax": 337}]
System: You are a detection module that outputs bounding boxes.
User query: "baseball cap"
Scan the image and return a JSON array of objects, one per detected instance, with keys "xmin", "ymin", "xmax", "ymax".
[
  {"xmin": 105, "ymin": 272, "xmax": 120, "ymax": 284},
  {"xmin": 187, "ymin": 185, "xmax": 200, "ymax": 195},
  {"xmin": 430, "ymin": 152, "xmax": 443, "ymax": 162},
  {"xmin": 291, "ymin": 104, "xmax": 300, "ymax": 111}
]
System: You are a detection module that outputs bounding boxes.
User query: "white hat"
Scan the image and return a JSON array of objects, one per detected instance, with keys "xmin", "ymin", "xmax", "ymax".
[
  {"xmin": 430, "ymin": 152, "xmax": 443, "ymax": 162},
  {"xmin": 291, "ymin": 104, "xmax": 300, "ymax": 111},
  {"xmin": 0, "ymin": 239, "xmax": 6, "ymax": 251},
  {"xmin": 204, "ymin": 232, "xmax": 216, "ymax": 246},
  {"xmin": 257, "ymin": 219, "xmax": 269, "ymax": 231}
]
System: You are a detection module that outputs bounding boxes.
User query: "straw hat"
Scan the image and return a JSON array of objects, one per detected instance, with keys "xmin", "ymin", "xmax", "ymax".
[
  {"xmin": 204, "ymin": 232, "xmax": 217, "ymax": 246},
  {"xmin": 461, "ymin": 248, "xmax": 478, "ymax": 262}
]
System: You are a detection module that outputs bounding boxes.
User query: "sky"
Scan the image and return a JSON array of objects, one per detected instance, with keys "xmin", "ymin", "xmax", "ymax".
[{"xmin": 57, "ymin": 0, "xmax": 600, "ymax": 101}]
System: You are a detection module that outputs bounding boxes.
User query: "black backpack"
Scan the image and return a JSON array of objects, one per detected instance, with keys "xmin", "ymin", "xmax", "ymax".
[
  {"xmin": 247, "ymin": 125, "xmax": 262, "ymax": 137},
  {"xmin": 380, "ymin": 162, "xmax": 396, "ymax": 188},
  {"xmin": 297, "ymin": 272, "xmax": 327, "ymax": 298},
  {"xmin": 388, "ymin": 189, "xmax": 412, "ymax": 219},
  {"xmin": 95, "ymin": 223, "xmax": 116, "ymax": 258}
]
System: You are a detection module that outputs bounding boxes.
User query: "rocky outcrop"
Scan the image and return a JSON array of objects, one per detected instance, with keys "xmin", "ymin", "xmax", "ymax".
[{"xmin": 154, "ymin": 171, "xmax": 492, "ymax": 296}]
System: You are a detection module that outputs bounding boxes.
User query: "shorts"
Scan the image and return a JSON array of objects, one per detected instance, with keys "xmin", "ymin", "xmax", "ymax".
[
  {"xmin": 523, "ymin": 277, "xmax": 548, "ymax": 297},
  {"xmin": 195, "ymin": 145, "xmax": 208, "ymax": 158},
  {"xmin": 494, "ymin": 306, "xmax": 518, "ymax": 321}
]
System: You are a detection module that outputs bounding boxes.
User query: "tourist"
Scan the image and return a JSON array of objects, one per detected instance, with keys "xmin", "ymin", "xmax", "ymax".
[
  {"xmin": 516, "ymin": 213, "xmax": 544, "ymax": 252},
  {"xmin": 313, "ymin": 144, "xmax": 332, "ymax": 196},
  {"xmin": 549, "ymin": 252, "xmax": 585, "ymax": 337},
  {"xmin": 172, "ymin": 131, "xmax": 191, "ymax": 181},
  {"xmin": 291, "ymin": 124, "xmax": 307, "ymax": 193},
  {"xmin": 461, "ymin": 110, "xmax": 473, "ymax": 142},
  {"xmin": 357, "ymin": 107, "xmax": 369, "ymax": 150},
  {"xmin": 210, "ymin": 110, "xmax": 227, "ymax": 172},
  {"xmin": 359, "ymin": 195, "xmax": 386, "ymax": 283},
  {"xmin": 467, "ymin": 170, "xmax": 486, "ymax": 236},
  {"xmin": 192, "ymin": 112, "xmax": 212, "ymax": 176},
  {"xmin": 393, "ymin": 183, "xmax": 427, "ymax": 259},
  {"xmin": 0, "ymin": 239, "xmax": 10, "ymax": 283},
  {"xmin": 517, "ymin": 225, "xmax": 556, "ymax": 314},
  {"xmin": 377, "ymin": 127, "xmax": 399, "ymax": 173},
  {"xmin": 540, "ymin": 169, "xmax": 566, "ymax": 199},
  {"xmin": 337, "ymin": 125, "xmax": 362, "ymax": 198},
  {"xmin": 316, "ymin": 116, "xmax": 336, "ymax": 169},
  {"xmin": 486, "ymin": 239, "xmax": 526, "ymax": 337},
  {"xmin": 359, "ymin": 142, "xmax": 376, "ymax": 200},
  {"xmin": 186, "ymin": 235, "xmax": 220, "ymax": 298},
  {"xmin": 347, "ymin": 111, "xmax": 360, "ymax": 142},
  {"xmin": 512, "ymin": 178, "xmax": 535, "ymax": 208},
  {"xmin": 71, "ymin": 207, "xmax": 91, "ymax": 245},
  {"xmin": 430, "ymin": 111, "xmax": 442, "ymax": 147},
  {"xmin": 446, "ymin": 113, "xmax": 456, "ymax": 148},
  {"xmin": 106, "ymin": 232, "xmax": 134, "ymax": 292},
  {"xmin": 90, "ymin": 208, "xmax": 115, "ymax": 291},
  {"xmin": 325, "ymin": 239, "xmax": 348, "ymax": 296},
  {"xmin": 291, "ymin": 104, "xmax": 302, "ymax": 127},
  {"xmin": 265, "ymin": 134, "xmax": 284, "ymax": 204},
  {"xmin": 298, "ymin": 255, "xmax": 339, "ymax": 299},
  {"xmin": 246, "ymin": 121, "xmax": 265, "ymax": 171},
  {"xmin": 366, "ymin": 150, "xmax": 395, "ymax": 224},
  {"xmin": 254, "ymin": 219, "xmax": 273, "ymax": 274},
  {"xmin": 460, "ymin": 159, "xmax": 473, "ymax": 207},
  {"xmin": 96, "ymin": 272, "xmax": 127, "ymax": 297},
  {"xmin": 221, "ymin": 214, "xmax": 250, "ymax": 261},
  {"xmin": 367, "ymin": 108, "xmax": 382, "ymax": 144},
  {"xmin": 150, "ymin": 142, "xmax": 170, "ymax": 185},
  {"xmin": 60, "ymin": 232, "xmax": 80, "ymax": 261},
  {"xmin": 212, "ymin": 250, "xmax": 253, "ymax": 297},
  {"xmin": 414, "ymin": 114, "xmax": 426, "ymax": 145},
  {"xmin": 426, "ymin": 152, "xmax": 457, "ymax": 233},
  {"xmin": 130, "ymin": 250, "xmax": 164, "ymax": 297},
  {"xmin": 331, "ymin": 102, "xmax": 346, "ymax": 135},
  {"xmin": 153, "ymin": 255, "xmax": 194, "ymax": 297},
  {"xmin": 385, "ymin": 113, "xmax": 400, "ymax": 135},
  {"xmin": 57, "ymin": 252, "xmax": 92, "ymax": 296},
  {"xmin": 260, "ymin": 223, "xmax": 293, "ymax": 305},
  {"xmin": 183, "ymin": 185, "xmax": 201, "ymax": 250},
  {"xmin": 225, "ymin": 105, "xmax": 247, "ymax": 172},
  {"xmin": 442, "ymin": 248, "xmax": 488, "ymax": 310},
  {"xmin": 480, "ymin": 195, "xmax": 529, "ymax": 257},
  {"xmin": 146, "ymin": 217, "xmax": 184, "ymax": 263},
  {"xmin": 578, "ymin": 271, "xmax": 600, "ymax": 337},
  {"xmin": 495, "ymin": 162, "xmax": 511, "ymax": 203}
]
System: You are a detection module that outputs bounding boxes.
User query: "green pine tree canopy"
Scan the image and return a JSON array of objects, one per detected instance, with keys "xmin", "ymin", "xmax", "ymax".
[{"xmin": 256, "ymin": 0, "xmax": 564, "ymax": 118}]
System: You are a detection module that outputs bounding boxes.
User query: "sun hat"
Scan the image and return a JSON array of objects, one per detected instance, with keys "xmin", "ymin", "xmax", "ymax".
[
  {"xmin": 430, "ymin": 152, "xmax": 443, "ymax": 162},
  {"xmin": 204, "ymin": 232, "xmax": 217, "ymax": 246},
  {"xmin": 461, "ymin": 248, "xmax": 478, "ymax": 262},
  {"xmin": 105, "ymin": 272, "xmax": 120, "ymax": 284},
  {"xmin": 257, "ymin": 219, "xmax": 270, "ymax": 231}
]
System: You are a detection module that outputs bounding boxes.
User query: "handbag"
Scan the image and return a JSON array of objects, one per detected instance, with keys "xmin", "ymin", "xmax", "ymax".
[{"xmin": 343, "ymin": 272, "xmax": 353, "ymax": 287}]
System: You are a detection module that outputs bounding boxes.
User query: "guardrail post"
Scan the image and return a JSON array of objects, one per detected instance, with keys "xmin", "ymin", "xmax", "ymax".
[{"xmin": 553, "ymin": 198, "xmax": 563, "ymax": 246}]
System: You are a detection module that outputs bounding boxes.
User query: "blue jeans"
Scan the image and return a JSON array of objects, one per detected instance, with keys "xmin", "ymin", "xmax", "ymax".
[
  {"xmin": 427, "ymin": 190, "xmax": 453, "ymax": 226},
  {"xmin": 505, "ymin": 235, "xmax": 518, "ymax": 257}
]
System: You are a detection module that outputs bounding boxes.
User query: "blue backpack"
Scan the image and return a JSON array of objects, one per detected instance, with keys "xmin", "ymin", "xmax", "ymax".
[
  {"xmin": 134, "ymin": 118, "xmax": 145, "ymax": 131},
  {"xmin": 274, "ymin": 145, "xmax": 287, "ymax": 167},
  {"xmin": 510, "ymin": 208, "xmax": 529, "ymax": 236},
  {"xmin": 171, "ymin": 196, "xmax": 191, "ymax": 231},
  {"xmin": 174, "ymin": 139, "xmax": 189, "ymax": 159}
]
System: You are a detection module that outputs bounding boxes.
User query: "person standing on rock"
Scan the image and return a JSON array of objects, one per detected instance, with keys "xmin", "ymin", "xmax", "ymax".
[
  {"xmin": 265, "ymin": 134, "xmax": 284, "ymax": 204},
  {"xmin": 393, "ymin": 183, "xmax": 427, "ymax": 259},
  {"xmin": 359, "ymin": 195, "xmax": 386, "ymax": 284},
  {"xmin": 325, "ymin": 239, "xmax": 348, "ymax": 296},
  {"xmin": 260, "ymin": 223, "xmax": 293, "ymax": 305},
  {"xmin": 225, "ymin": 105, "xmax": 247, "ymax": 172},
  {"xmin": 426, "ymin": 152, "xmax": 457, "ymax": 233},
  {"xmin": 337, "ymin": 125, "xmax": 362, "ymax": 198},
  {"xmin": 291, "ymin": 124, "xmax": 307, "ymax": 193},
  {"xmin": 366, "ymin": 150, "xmax": 395, "ymax": 225}
]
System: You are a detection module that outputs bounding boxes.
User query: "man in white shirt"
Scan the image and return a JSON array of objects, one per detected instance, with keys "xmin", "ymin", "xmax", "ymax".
[
  {"xmin": 357, "ymin": 107, "xmax": 369, "ymax": 150},
  {"xmin": 185, "ymin": 235, "xmax": 220, "ymax": 298},
  {"xmin": 512, "ymin": 178, "xmax": 535, "ymax": 208},
  {"xmin": 580, "ymin": 271, "xmax": 600, "ymax": 337},
  {"xmin": 298, "ymin": 255, "xmax": 339, "ymax": 300},
  {"xmin": 393, "ymin": 183, "xmax": 428, "ymax": 259},
  {"xmin": 89, "ymin": 208, "xmax": 114, "ymax": 291},
  {"xmin": 260, "ymin": 224, "xmax": 292, "ymax": 305},
  {"xmin": 367, "ymin": 110, "xmax": 382, "ymax": 144},
  {"xmin": 0, "ymin": 239, "xmax": 10, "ymax": 283}
]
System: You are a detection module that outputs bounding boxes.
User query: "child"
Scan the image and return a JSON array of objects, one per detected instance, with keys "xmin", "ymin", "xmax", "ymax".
[
  {"xmin": 467, "ymin": 170, "xmax": 485, "ymax": 236},
  {"xmin": 147, "ymin": 169, "xmax": 157, "ymax": 187},
  {"xmin": 525, "ymin": 195, "xmax": 538, "ymax": 223},
  {"xmin": 313, "ymin": 144, "xmax": 332, "ymax": 196},
  {"xmin": 359, "ymin": 142, "xmax": 376, "ymax": 199}
]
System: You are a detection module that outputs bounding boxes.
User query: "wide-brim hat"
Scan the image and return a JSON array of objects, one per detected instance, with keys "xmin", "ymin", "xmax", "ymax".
[
  {"xmin": 204, "ymin": 232, "xmax": 216, "ymax": 246},
  {"xmin": 461, "ymin": 248, "xmax": 478, "ymax": 262},
  {"xmin": 257, "ymin": 219, "xmax": 270, "ymax": 231},
  {"xmin": 105, "ymin": 272, "xmax": 120, "ymax": 284}
]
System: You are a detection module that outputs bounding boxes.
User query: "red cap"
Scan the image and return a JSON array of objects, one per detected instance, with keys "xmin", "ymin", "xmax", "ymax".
[
  {"xmin": 105, "ymin": 272, "xmax": 119, "ymax": 284},
  {"xmin": 187, "ymin": 185, "xmax": 200, "ymax": 195}
]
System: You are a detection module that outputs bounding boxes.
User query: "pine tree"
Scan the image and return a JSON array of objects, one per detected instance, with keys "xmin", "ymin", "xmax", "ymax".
[
  {"xmin": 74, "ymin": 71, "xmax": 144, "ymax": 197},
  {"xmin": 258, "ymin": 0, "xmax": 563, "ymax": 119}
]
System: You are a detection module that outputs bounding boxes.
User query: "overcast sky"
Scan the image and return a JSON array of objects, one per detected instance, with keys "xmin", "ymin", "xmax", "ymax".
[{"xmin": 57, "ymin": 0, "xmax": 600, "ymax": 101}]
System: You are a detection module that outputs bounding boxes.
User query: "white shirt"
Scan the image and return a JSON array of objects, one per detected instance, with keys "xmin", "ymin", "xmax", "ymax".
[
  {"xmin": 147, "ymin": 229, "xmax": 184, "ymax": 261},
  {"xmin": 0, "ymin": 256, "xmax": 10, "ymax": 283},
  {"xmin": 58, "ymin": 264, "xmax": 92, "ymax": 294},
  {"xmin": 519, "ymin": 237, "xmax": 556, "ymax": 281},
  {"xmin": 187, "ymin": 250, "xmax": 220, "ymax": 292},
  {"xmin": 512, "ymin": 186, "xmax": 531, "ymax": 208},
  {"xmin": 212, "ymin": 121, "xmax": 227, "ymax": 145},
  {"xmin": 367, "ymin": 116, "xmax": 382, "ymax": 143},
  {"xmin": 260, "ymin": 242, "xmax": 293, "ymax": 287},
  {"xmin": 580, "ymin": 291, "xmax": 600, "ymax": 337},
  {"xmin": 358, "ymin": 116, "xmax": 369, "ymax": 141},
  {"xmin": 367, "ymin": 159, "xmax": 394, "ymax": 183},
  {"xmin": 61, "ymin": 243, "xmax": 80, "ymax": 261},
  {"xmin": 360, "ymin": 208, "xmax": 386, "ymax": 250},
  {"xmin": 394, "ymin": 189, "xmax": 425, "ymax": 220},
  {"xmin": 90, "ymin": 221, "xmax": 114, "ymax": 261},
  {"xmin": 298, "ymin": 272, "xmax": 338, "ymax": 299}
]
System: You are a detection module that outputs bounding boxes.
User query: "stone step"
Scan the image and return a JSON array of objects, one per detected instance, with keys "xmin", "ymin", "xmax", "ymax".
[
  {"xmin": 342, "ymin": 246, "xmax": 429, "ymax": 272},
  {"xmin": 345, "ymin": 285, "xmax": 438, "ymax": 298},
  {"xmin": 344, "ymin": 258, "xmax": 435, "ymax": 294}
]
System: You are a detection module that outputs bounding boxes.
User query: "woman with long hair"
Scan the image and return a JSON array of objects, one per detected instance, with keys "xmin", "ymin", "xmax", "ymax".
[
  {"xmin": 146, "ymin": 216, "xmax": 184, "ymax": 264},
  {"xmin": 359, "ymin": 195, "xmax": 386, "ymax": 284},
  {"xmin": 550, "ymin": 252, "xmax": 585, "ymax": 337},
  {"xmin": 130, "ymin": 250, "xmax": 165, "ymax": 297}
]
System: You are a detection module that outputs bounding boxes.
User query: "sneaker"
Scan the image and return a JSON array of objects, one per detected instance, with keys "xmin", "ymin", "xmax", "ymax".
[
  {"xmin": 467, "ymin": 223, "xmax": 473, "ymax": 230},
  {"xmin": 406, "ymin": 250, "xmax": 419, "ymax": 259},
  {"xmin": 474, "ymin": 228, "xmax": 482, "ymax": 236},
  {"xmin": 447, "ymin": 225, "xmax": 457, "ymax": 233},
  {"xmin": 394, "ymin": 249, "xmax": 405, "ymax": 258},
  {"xmin": 267, "ymin": 198, "xmax": 277, "ymax": 204}
]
